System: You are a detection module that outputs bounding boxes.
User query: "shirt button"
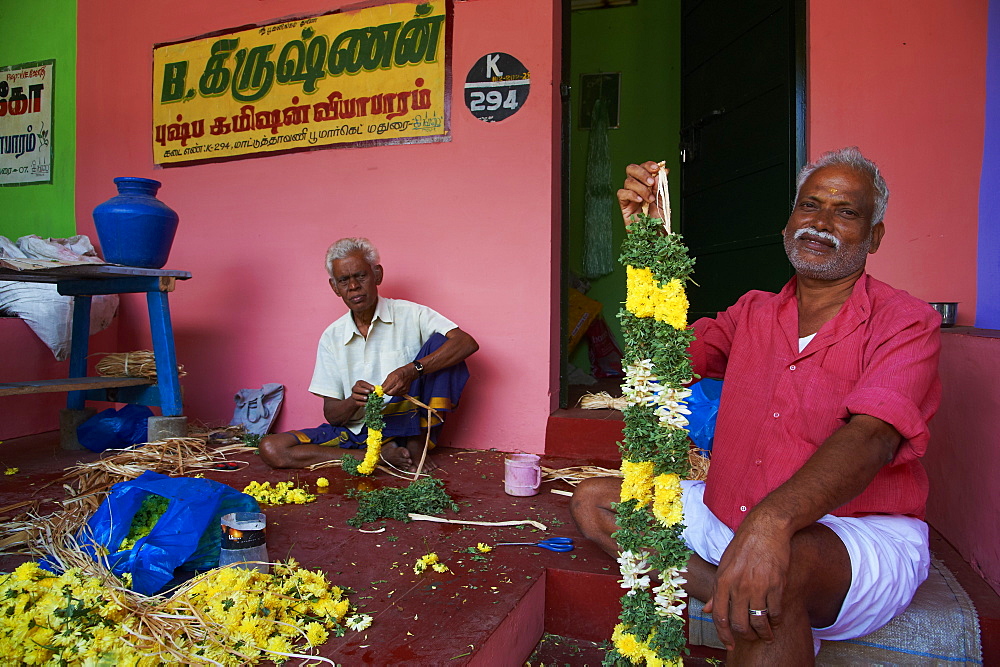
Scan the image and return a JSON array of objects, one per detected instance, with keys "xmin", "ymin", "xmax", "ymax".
[
  {"xmin": 740, "ymin": 505, "xmax": 747, "ymax": 512},
  {"xmin": 755, "ymin": 459, "xmax": 762, "ymax": 466},
  {"xmin": 773, "ymin": 412, "xmax": 780, "ymax": 418},
  {"xmin": 789, "ymin": 364, "xmax": 796, "ymax": 371}
]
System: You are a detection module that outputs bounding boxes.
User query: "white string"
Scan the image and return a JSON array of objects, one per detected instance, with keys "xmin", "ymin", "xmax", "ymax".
[
  {"xmin": 658, "ymin": 165, "xmax": 671, "ymax": 234},
  {"xmin": 640, "ymin": 161, "xmax": 671, "ymax": 234}
]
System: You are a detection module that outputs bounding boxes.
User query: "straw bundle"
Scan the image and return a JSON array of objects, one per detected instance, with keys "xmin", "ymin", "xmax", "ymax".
[
  {"xmin": 542, "ymin": 464, "xmax": 622, "ymax": 486},
  {"xmin": 578, "ymin": 391, "xmax": 627, "ymax": 411},
  {"xmin": 95, "ymin": 350, "xmax": 187, "ymax": 381},
  {"xmin": 688, "ymin": 449, "xmax": 710, "ymax": 482}
]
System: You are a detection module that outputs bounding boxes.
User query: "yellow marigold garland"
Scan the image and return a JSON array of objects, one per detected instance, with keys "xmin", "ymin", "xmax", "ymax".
[
  {"xmin": 359, "ymin": 385, "xmax": 385, "ymax": 475},
  {"xmin": 620, "ymin": 460, "xmax": 655, "ymax": 508},
  {"xmin": 608, "ymin": 197, "xmax": 696, "ymax": 666},
  {"xmin": 612, "ymin": 624, "xmax": 684, "ymax": 667},
  {"xmin": 343, "ymin": 385, "xmax": 385, "ymax": 476},
  {"xmin": 625, "ymin": 267, "xmax": 689, "ymax": 329},
  {"xmin": 652, "ymin": 473, "xmax": 683, "ymax": 527}
]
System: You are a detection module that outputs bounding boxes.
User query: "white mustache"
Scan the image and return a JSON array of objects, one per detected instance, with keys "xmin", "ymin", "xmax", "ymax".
[{"xmin": 793, "ymin": 227, "xmax": 840, "ymax": 249}]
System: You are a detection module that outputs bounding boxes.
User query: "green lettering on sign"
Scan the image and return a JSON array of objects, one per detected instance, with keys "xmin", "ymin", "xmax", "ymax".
[{"xmin": 160, "ymin": 62, "xmax": 189, "ymax": 103}]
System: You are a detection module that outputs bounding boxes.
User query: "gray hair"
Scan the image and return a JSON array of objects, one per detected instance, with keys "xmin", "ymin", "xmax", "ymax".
[
  {"xmin": 795, "ymin": 146, "xmax": 889, "ymax": 225},
  {"xmin": 325, "ymin": 237, "xmax": 380, "ymax": 277}
]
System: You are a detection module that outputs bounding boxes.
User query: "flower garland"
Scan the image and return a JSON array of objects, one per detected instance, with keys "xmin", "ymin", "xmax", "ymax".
[
  {"xmin": 0, "ymin": 558, "xmax": 363, "ymax": 665},
  {"xmin": 606, "ymin": 203, "xmax": 696, "ymax": 666},
  {"xmin": 343, "ymin": 385, "xmax": 384, "ymax": 476}
]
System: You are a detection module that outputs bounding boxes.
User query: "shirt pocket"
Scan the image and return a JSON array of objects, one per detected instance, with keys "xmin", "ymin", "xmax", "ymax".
[
  {"xmin": 399, "ymin": 341, "xmax": 421, "ymax": 364},
  {"xmin": 789, "ymin": 361, "xmax": 859, "ymax": 446}
]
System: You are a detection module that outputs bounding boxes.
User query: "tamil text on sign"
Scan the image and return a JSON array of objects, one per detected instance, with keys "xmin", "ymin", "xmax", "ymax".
[
  {"xmin": 152, "ymin": 1, "xmax": 451, "ymax": 165},
  {"xmin": 0, "ymin": 60, "xmax": 53, "ymax": 186}
]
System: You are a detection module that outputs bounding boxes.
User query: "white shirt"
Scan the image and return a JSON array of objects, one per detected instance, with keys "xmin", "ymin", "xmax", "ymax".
[{"xmin": 309, "ymin": 297, "xmax": 458, "ymax": 433}]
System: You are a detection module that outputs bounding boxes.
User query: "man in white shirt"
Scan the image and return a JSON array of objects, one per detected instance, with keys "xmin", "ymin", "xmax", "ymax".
[{"xmin": 260, "ymin": 237, "xmax": 478, "ymax": 471}]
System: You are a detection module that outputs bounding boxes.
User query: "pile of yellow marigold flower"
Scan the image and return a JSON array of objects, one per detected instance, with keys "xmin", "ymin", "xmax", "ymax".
[
  {"xmin": 0, "ymin": 558, "xmax": 363, "ymax": 665},
  {"xmin": 413, "ymin": 552, "xmax": 450, "ymax": 575},
  {"xmin": 242, "ymin": 480, "xmax": 316, "ymax": 505}
]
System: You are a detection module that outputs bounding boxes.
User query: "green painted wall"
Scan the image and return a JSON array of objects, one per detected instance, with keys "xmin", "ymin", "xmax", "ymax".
[
  {"xmin": 0, "ymin": 0, "xmax": 76, "ymax": 241},
  {"xmin": 567, "ymin": 1, "xmax": 682, "ymax": 371}
]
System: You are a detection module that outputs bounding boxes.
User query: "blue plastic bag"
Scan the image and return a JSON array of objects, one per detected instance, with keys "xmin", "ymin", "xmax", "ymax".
[
  {"xmin": 77, "ymin": 404, "xmax": 153, "ymax": 452},
  {"xmin": 685, "ymin": 378, "xmax": 723, "ymax": 456},
  {"xmin": 74, "ymin": 471, "xmax": 259, "ymax": 595}
]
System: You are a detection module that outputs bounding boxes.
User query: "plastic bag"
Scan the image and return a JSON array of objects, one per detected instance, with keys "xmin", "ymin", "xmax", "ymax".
[
  {"xmin": 0, "ymin": 234, "xmax": 118, "ymax": 361},
  {"xmin": 686, "ymin": 378, "xmax": 723, "ymax": 456},
  {"xmin": 230, "ymin": 383, "xmax": 285, "ymax": 436},
  {"xmin": 77, "ymin": 404, "xmax": 153, "ymax": 452},
  {"xmin": 17, "ymin": 234, "xmax": 106, "ymax": 263},
  {"xmin": 74, "ymin": 470, "xmax": 259, "ymax": 595}
]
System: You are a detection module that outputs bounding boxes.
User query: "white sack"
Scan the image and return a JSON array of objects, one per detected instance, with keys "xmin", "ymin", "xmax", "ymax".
[{"xmin": 0, "ymin": 235, "xmax": 119, "ymax": 361}]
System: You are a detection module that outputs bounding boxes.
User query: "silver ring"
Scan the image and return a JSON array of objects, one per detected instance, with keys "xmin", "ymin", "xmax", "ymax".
[{"xmin": 748, "ymin": 608, "xmax": 768, "ymax": 616}]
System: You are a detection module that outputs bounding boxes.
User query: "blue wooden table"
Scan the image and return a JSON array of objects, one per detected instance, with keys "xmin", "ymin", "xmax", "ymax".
[{"xmin": 0, "ymin": 264, "xmax": 191, "ymax": 421}]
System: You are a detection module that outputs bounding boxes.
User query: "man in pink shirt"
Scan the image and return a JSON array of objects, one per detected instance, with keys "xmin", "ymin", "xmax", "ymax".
[{"xmin": 571, "ymin": 147, "xmax": 941, "ymax": 663}]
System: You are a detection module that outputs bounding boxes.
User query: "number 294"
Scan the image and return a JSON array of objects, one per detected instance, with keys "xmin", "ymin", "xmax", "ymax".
[{"xmin": 469, "ymin": 89, "xmax": 519, "ymax": 112}]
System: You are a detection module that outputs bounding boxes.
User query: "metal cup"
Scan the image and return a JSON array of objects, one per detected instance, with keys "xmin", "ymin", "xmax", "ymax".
[{"xmin": 928, "ymin": 302, "xmax": 958, "ymax": 327}]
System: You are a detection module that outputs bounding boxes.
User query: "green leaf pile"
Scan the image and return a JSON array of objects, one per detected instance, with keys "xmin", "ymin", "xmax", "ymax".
[{"xmin": 347, "ymin": 478, "xmax": 458, "ymax": 527}]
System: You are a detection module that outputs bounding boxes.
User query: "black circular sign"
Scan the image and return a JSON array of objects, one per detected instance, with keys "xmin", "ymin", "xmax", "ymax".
[{"xmin": 464, "ymin": 53, "xmax": 530, "ymax": 122}]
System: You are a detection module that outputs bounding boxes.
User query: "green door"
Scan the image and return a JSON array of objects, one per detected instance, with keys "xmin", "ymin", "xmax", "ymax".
[{"xmin": 680, "ymin": 0, "xmax": 805, "ymax": 319}]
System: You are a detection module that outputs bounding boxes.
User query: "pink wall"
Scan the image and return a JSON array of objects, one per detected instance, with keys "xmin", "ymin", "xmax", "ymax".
[
  {"xmin": 809, "ymin": 0, "xmax": 994, "ymax": 586},
  {"xmin": 75, "ymin": 0, "xmax": 560, "ymax": 453},
  {"xmin": 924, "ymin": 331, "xmax": 1000, "ymax": 596},
  {"xmin": 808, "ymin": 0, "xmax": 987, "ymax": 325}
]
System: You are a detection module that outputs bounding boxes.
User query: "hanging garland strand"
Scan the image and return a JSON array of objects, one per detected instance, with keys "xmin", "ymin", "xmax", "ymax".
[
  {"xmin": 606, "ymin": 168, "xmax": 696, "ymax": 667},
  {"xmin": 342, "ymin": 385, "xmax": 385, "ymax": 476}
]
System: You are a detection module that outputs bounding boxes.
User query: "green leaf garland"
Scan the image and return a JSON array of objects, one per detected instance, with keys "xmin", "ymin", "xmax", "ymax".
[{"xmin": 605, "ymin": 212, "xmax": 696, "ymax": 667}]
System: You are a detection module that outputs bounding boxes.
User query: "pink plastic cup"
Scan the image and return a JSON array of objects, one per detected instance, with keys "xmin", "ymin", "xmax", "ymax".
[{"xmin": 504, "ymin": 453, "xmax": 541, "ymax": 496}]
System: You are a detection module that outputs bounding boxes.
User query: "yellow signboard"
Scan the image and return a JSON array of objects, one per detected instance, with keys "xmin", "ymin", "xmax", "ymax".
[{"xmin": 152, "ymin": 0, "xmax": 450, "ymax": 165}]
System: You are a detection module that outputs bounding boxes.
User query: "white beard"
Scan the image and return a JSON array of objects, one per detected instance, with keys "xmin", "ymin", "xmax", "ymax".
[{"xmin": 784, "ymin": 227, "xmax": 871, "ymax": 280}]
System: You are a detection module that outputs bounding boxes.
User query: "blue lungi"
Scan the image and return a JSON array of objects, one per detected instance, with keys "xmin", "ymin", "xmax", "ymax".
[{"xmin": 290, "ymin": 333, "xmax": 469, "ymax": 449}]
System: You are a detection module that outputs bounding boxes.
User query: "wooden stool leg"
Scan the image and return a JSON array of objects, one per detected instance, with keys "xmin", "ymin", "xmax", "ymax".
[{"xmin": 66, "ymin": 295, "xmax": 92, "ymax": 411}]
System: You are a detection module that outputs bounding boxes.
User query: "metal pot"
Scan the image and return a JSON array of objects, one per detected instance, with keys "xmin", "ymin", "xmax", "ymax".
[{"xmin": 928, "ymin": 302, "xmax": 958, "ymax": 327}]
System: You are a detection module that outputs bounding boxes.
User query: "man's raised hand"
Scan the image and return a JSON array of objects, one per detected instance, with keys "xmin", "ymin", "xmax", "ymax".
[{"xmin": 618, "ymin": 161, "xmax": 667, "ymax": 226}]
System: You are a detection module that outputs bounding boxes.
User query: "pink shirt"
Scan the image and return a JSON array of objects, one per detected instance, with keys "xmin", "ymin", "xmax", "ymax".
[{"xmin": 691, "ymin": 274, "xmax": 942, "ymax": 530}]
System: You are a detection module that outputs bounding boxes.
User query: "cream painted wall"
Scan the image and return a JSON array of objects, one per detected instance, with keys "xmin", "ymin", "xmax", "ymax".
[
  {"xmin": 808, "ymin": 0, "xmax": 986, "ymax": 325},
  {"xmin": 75, "ymin": 0, "xmax": 561, "ymax": 452}
]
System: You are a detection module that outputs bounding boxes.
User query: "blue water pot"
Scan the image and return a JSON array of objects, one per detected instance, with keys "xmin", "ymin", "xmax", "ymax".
[{"xmin": 92, "ymin": 177, "xmax": 179, "ymax": 268}]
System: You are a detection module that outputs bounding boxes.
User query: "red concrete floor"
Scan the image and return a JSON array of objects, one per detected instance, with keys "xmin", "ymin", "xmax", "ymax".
[{"xmin": 0, "ymin": 431, "xmax": 637, "ymax": 665}]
